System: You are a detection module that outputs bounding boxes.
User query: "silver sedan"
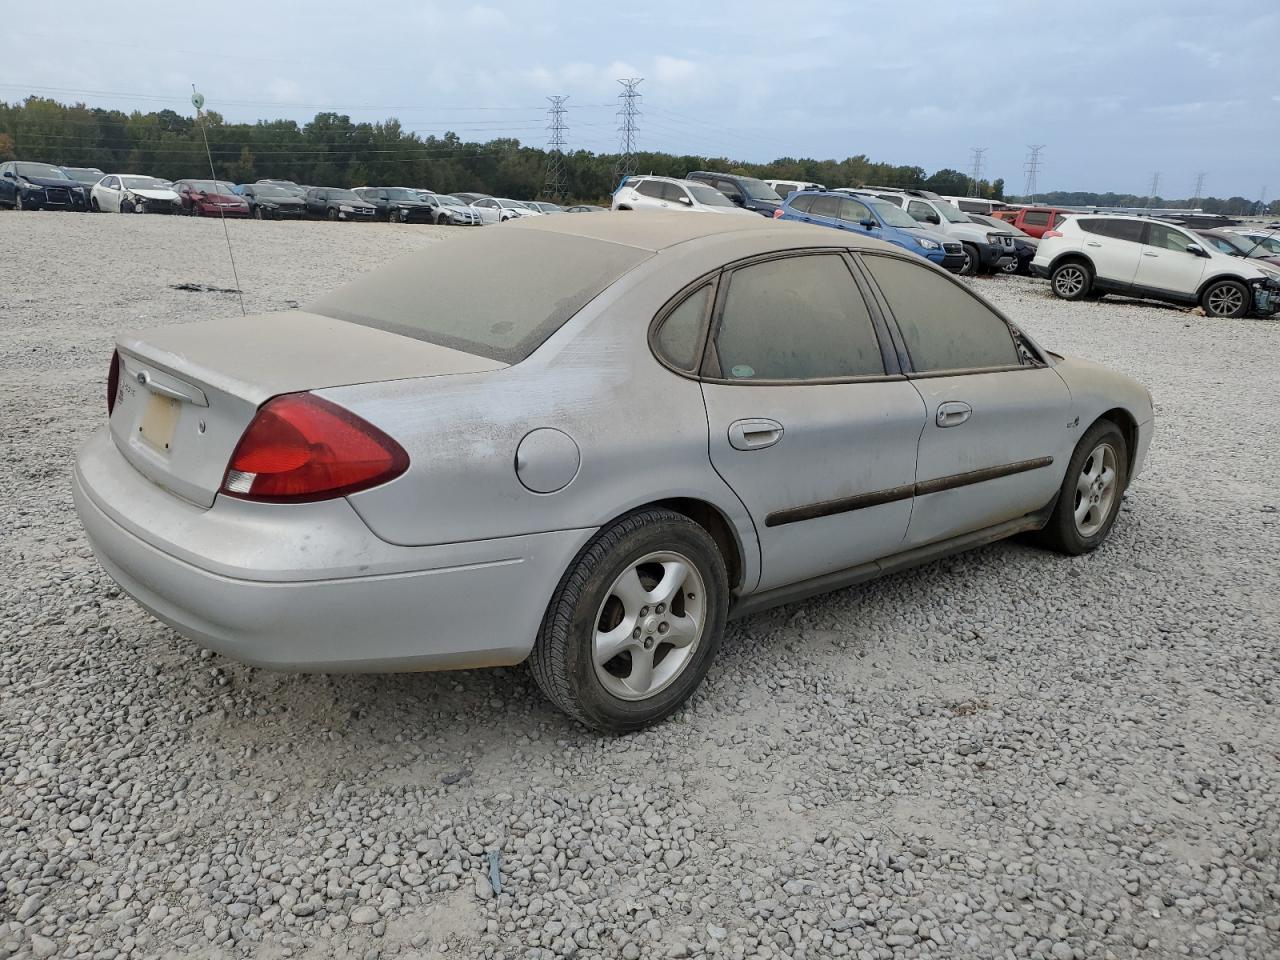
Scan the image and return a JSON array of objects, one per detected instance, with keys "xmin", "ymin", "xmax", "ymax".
[{"xmin": 73, "ymin": 214, "xmax": 1154, "ymax": 731}]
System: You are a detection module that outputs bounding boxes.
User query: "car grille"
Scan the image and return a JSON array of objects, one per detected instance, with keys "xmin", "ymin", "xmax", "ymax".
[
  {"xmin": 45, "ymin": 188, "xmax": 72, "ymax": 204},
  {"xmin": 996, "ymin": 235, "xmax": 1016, "ymax": 249},
  {"xmin": 943, "ymin": 242, "xmax": 962, "ymax": 254}
]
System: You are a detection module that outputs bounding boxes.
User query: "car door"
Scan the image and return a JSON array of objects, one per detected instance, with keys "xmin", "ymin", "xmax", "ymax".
[
  {"xmin": 696, "ymin": 251, "xmax": 926, "ymax": 591},
  {"xmin": 785, "ymin": 194, "xmax": 814, "ymax": 222},
  {"xmin": 0, "ymin": 163, "xmax": 13, "ymax": 205},
  {"xmin": 858, "ymin": 252, "xmax": 1072, "ymax": 547},
  {"xmin": 1078, "ymin": 218, "xmax": 1145, "ymax": 288},
  {"xmin": 101, "ymin": 176, "xmax": 121, "ymax": 212},
  {"xmin": 1132, "ymin": 221, "xmax": 1208, "ymax": 298},
  {"xmin": 471, "ymin": 198, "xmax": 496, "ymax": 223}
]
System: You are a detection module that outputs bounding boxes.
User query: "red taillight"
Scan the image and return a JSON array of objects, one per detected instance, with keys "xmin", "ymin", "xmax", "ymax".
[
  {"xmin": 772, "ymin": 208, "xmax": 784, "ymax": 219},
  {"xmin": 220, "ymin": 393, "xmax": 409, "ymax": 503},
  {"xmin": 1043, "ymin": 229, "xmax": 1063, "ymax": 239},
  {"xmin": 107, "ymin": 350, "xmax": 120, "ymax": 416}
]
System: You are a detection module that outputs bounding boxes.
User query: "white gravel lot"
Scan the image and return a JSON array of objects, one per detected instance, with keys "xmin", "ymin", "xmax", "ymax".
[{"xmin": 1, "ymin": 212, "xmax": 1277, "ymax": 960}]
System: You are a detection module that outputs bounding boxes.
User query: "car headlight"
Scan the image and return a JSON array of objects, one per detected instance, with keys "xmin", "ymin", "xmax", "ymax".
[
  {"xmin": 339, "ymin": 204, "xmax": 353, "ymax": 212},
  {"xmin": 916, "ymin": 238, "xmax": 940, "ymax": 250},
  {"xmin": 985, "ymin": 232, "xmax": 1001, "ymax": 244},
  {"xmin": 20, "ymin": 179, "xmax": 44, "ymax": 191}
]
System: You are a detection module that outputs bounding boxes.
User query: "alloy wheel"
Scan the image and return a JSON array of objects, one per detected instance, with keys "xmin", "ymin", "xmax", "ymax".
[
  {"xmin": 1206, "ymin": 284, "xmax": 1244, "ymax": 317},
  {"xmin": 1073, "ymin": 442, "xmax": 1118, "ymax": 537},
  {"xmin": 592, "ymin": 551, "xmax": 707, "ymax": 701},
  {"xmin": 1054, "ymin": 266, "xmax": 1086, "ymax": 297}
]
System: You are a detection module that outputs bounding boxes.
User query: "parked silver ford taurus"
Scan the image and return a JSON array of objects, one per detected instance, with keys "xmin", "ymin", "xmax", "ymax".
[{"xmin": 73, "ymin": 213, "xmax": 1153, "ymax": 731}]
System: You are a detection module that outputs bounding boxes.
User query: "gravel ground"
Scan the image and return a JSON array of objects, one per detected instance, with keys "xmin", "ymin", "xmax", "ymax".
[{"xmin": 1, "ymin": 212, "xmax": 1277, "ymax": 960}]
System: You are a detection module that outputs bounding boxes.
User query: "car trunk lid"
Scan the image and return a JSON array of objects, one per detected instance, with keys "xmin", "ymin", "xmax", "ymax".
[{"xmin": 109, "ymin": 311, "xmax": 505, "ymax": 508}]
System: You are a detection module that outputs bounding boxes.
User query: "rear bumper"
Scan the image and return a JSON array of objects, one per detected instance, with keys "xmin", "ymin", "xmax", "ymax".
[
  {"xmin": 72, "ymin": 428, "xmax": 594, "ymax": 672},
  {"xmin": 1031, "ymin": 262, "xmax": 1051, "ymax": 279}
]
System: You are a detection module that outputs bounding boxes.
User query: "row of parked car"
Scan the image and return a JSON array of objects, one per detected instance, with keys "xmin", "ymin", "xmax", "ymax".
[
  {"xmin": 609, "ymin": 171, "xmax": 1280, "ymax": 318},
  {"xmin": 0, "ymin": 161, "xmax": 605, "ymax": 224}
]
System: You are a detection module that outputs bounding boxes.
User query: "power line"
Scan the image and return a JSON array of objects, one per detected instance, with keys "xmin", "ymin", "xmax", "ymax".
[
  {"xmin": 1023, "ymin": 145, "xmax": 1045, "ymax": 203},
  {"xmin": 967, "ymin": 146, "xmax": 987, "ymax": 197},
  {"xmin": 1191, "ymin": 172, "xmax": 1207, "ymax": 210},
  {"xmin": 613, "ymin": 78, "xmax": 642, "ymax": 183},
  {"xmin": 542, "ymin": 96, "xmax": 568, "ymax": 202}
]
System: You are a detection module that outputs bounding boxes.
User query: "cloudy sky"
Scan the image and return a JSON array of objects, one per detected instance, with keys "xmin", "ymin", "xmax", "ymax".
[{"xmin": 3, "ymin": 0, "xmax": 1276, "ymax": 197}]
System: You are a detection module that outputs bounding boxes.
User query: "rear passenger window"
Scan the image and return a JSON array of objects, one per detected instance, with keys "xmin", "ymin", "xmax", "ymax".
[
  {"xmin": 809, "ymin": 196, "xmax": 840, "ymax": 218},
  {"xmin": 654, "ymin": 285, "xmax": 711, "ymax": 371},
  {"xmin": 862, "ymin": 254, "xmax": 1019, "ymax": 372},
  {"xmin": 712, "ymin": 255, "xmax": 884, "ymax": 381}
]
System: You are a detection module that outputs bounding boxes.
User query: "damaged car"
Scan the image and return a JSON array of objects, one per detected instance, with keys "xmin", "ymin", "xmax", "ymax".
[{"xmin": 91, "ymin": 175, "xmax": 182, "ymax": 214}]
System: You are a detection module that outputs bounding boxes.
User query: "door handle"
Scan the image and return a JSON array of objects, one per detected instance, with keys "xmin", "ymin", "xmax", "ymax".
[
  {"xmin": 1086, "ymin": 241, "xmax": 1102, "ymax": 247},
  {"xmin": 936, "ymin": 401, "xmax": 972, "ymax": 428},
  {"xmin": 1142, "ymin": 251, "xmax": 1158, "ymax": 257},
  {"xmin": 728, "ymin": 418, "xmax": 784, "ymax": 451}
]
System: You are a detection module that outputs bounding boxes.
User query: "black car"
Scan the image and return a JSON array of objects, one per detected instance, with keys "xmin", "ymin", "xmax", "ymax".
[
  {"xmin": 237, "ymin": 183, "xmax": 307, "ymax": 219},
  {"xmin": 61, "ymin": 166, "xmax": 106, "ymax": 194},
  {"xmin": 0, "ymin": 161, "xmax": 89, "ymax": 211},
  {"xmin": 970, "ymin": 213, "xmax": 1038, "ymax": 275},
  {"xmin": 255, "ymin": 179, "xmax": 307, "ymax": 198},
  {"xmin": 304, "ymin": 187, "xmax": 377, "ymax": 221},
  {"xmin": 353, "ymin": 186, "xmax": 438, "ymax": 223},
  {"xmin": 685, "ymin": 171, "xmax": 782, "ymax": 217}
]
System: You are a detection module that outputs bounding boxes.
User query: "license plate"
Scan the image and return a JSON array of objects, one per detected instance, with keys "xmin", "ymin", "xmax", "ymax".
[{"xmin": 139, "ymin": 395, "xmax": 180, "ymax": 452}]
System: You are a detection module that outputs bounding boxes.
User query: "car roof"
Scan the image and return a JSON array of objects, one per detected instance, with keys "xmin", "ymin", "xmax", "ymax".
[{"xmin": 504, "ymin": 209, "xmax": 895, "ymax": 254}]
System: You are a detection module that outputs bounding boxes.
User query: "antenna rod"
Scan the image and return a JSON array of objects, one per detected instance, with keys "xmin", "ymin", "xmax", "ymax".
[{"xmin": 192, "ymin": 84, "xmax": 246, "ymax": 317}]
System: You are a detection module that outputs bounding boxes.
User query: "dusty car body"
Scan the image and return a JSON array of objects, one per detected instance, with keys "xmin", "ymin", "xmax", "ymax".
[{"xmin": 74, "ymin": 214, "xmax": 1153, "ymax": 731}]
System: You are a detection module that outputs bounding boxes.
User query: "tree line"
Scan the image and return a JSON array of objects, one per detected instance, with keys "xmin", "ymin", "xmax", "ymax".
[{"xmin": 1, "ymin": 96, "xmax": 1274, "ymax": 214}]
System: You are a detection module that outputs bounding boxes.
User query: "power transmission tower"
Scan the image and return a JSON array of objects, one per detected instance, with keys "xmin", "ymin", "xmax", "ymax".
[
  {"xmin": 968, "ymin": 146, "xmax": 987, "ymax": 196},
  {"xmin": 1023, "ymin": 145, "xmax": 1044, "ymax": 203},
  {"xmin": 1145, "ymin": 172, "xmax": 1161, "ymax": 211},
  {"xmin": 1257, "ymin": 185, "xmax": 1268, "ymax": 215},
  {"xmin": 613, "ymin": 78, "xmax": 642, "ymax": 184},
  {"xmin": 1190, "ymin": 171, "xmax": 1206, "ymax": 210},
  {"xmin": 542, "ymin": 95, "xmax": 568, "ymax": 201}
]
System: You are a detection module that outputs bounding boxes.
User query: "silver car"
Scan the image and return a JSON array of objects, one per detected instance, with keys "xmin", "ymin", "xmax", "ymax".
[{"xmin": 73, "ymin": 214, "xmax": 1154, "ymax": 731}]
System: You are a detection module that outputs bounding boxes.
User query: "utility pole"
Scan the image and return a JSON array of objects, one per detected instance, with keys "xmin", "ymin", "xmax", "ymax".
[
  {"xmin": 1145, "ymin": 172, "xmax": 1161, "ymax": 211},
  {"xmin": 542, "ymin": 95, "xmax": 568, "ymax": 202},
  {"xmin": 967, "ymin": 146, "xmax": 987, "ymax": 196},
  {"xmin": 613, "ymin": 78, "xmax": 642, "ymax": 184},
  {"xmin": 1257, "ymin": 185, "xmax": 1268, "ymax": 215},
  {"xmin": 1023, "ymin": 145, "xmax": 1044, "ymax": 203},
  {"xmin": 1190, "ymin": 172, "xmax": 1206, "ymax": 211}
]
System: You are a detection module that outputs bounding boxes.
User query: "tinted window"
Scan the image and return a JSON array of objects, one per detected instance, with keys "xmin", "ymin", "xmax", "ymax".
[
  {"xmin": 1022, "ymin": 211, "xmax": 1051, "ymax": 226},
  {"xmin": 713, "ymin": 255, "xmax": 884, "ymax": 381},
  {"xmin": 1079, "ymin": 219, "xmax": 1145, "ymax": 243},
  {"xmin": 876, "ymin": 194, "xmax": 903, "ymax": 206},
  {"xmin": 789, "ymin": 194, "xmax": 814, "ymax": 213},
  {"xmin": 654, "ymin": 285, "xmax": 711, "ymax": 370},
  {"xmin": 774, "ymin": 183, "xmax": 797, "ymax": 198},
  {"xmin": 862, "ymin": 254, "xmax": 1019, "ymax": 372},
  {"xmin": 661, "ymin": 182, "xmax": 690, "ymax": 203},
  {"xmin": 838, "ymin": 198, "xmax": 872, "ymax": 223},
  {"xmin": 1053, "ymin": 214, "xmax": 1066, "ymax": 226},
  {"xmin": 907, "ymin": 200, "xmax": 936, "ymax": 222},
  {"xmin": 635, "ymin": 180, "xmax": 664, "ymax": 198},
  {"xmin": 957, "ymin": 200, "xmax": 983, "ymax": 213},
  {"xmin": 809, "ymin": 196, "xmax": 840, "ymax": 219},
  {"xmin": 715, "ymin": 179, "xmax": 742, "ymax": 198},
  {"xmin": 1146, "ymin": 223, "xmax": 1196, "ymax": 253},
  {"xmin": 309, "ymin": 231, "xmax": 648, "ymax": 364}
]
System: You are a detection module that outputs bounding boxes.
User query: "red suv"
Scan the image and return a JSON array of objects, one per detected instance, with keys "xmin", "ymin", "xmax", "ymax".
[{"xmin": 994, "ymin": 206, "xmax": 1069, "ymax": 239}]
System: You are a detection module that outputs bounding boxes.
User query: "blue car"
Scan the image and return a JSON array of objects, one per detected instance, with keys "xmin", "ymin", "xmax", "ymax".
[{"xmin": 776, "ymin": 191, "xmax": 965, "ymax": 272}]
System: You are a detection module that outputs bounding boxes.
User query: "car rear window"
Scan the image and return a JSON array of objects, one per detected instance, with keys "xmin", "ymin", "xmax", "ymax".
[{"xmin": 307, "ymin": 230, "xmax": 650, "ymax": 363}]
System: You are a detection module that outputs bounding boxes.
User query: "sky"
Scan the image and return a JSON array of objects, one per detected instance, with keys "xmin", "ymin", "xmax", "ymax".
[{"xmin": 3, "ymin": 0, "xmax": 1277, "ymax": 198}]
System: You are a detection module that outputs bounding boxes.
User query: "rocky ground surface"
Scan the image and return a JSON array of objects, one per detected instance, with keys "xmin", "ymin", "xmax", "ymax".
[{"xmin": 1, "ymin": 212, "xmax": 1277, "ymax": 960}]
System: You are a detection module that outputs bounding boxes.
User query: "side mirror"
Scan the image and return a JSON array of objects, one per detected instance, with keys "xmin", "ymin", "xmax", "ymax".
[
  {"xmin": 925, "ymin": 213, "xmax": 940, "ymax": 225},
  {"xmin": 729, "ymin": 194, "xmax": 744, "ymax": 205},
  {"xmin": 1, "ymin": 171, "xmax": 13, "ymax": 179},
  {"xmin": 859, "ymin": 218, "xmax": 876, "ymax": 230},
  {"xmin": 1186, "ymin": 243, "xmax": 1208, "ymax": 258},
  {"xmin": 677, "ymin": 196, "xmax": 693, "ymax": 206}
]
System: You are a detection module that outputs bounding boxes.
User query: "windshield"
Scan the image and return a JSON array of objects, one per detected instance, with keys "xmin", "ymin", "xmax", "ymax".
[
  {"xmin": 252, "ymin": 184, "xmax": 292, "ymax": 198},
  {"xmin": 383, "ymin": 188, "xmax": 422, "ymax": 201},
  {"xmin": 438, "ymin": 196, "xmax": 466, "ymax": 207},
  {"xmin": 327, "ymin": 189, "xmax": 363, "ymax": 203},
  {"xmin": 869, "ymin": 199, "xmax": 919, "ymax": 229},
  {"xmin": 16, "ymin": 162, "xmax": 71, "ymax": 180},
  {"xmin": 308, "ymin": 230, "xmax": 649, "ymax": 364},
  {"xmin": 687, "ymin": 183, "xmax": 734, "ymax": 207},
  {"xmin": 121, "ymin": 176, "xmax": 171, "ymax": 190},
  {"xmin": 1239, "ymin": 233, "xmax": 1280, "ymax": 255},
  {"xmin": 935, "ymin": 201, "xmax": 969, "ymax": 223},
  {"xmin": 739, "ymin": 177, "xmax": 782, "ymax": 201},
  {"xmin": 63, "ymin": 168, "xmax": 102, "ymax": 184},
  {"xmin": 186, "ymin": 180, "xmax": 238, "ymax": 194}
]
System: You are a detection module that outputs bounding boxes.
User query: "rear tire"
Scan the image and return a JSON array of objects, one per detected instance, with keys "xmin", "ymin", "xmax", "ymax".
[
  {"xmin": 1036, "ymin": 419, "xmax": 1128, "ymax": 555},
  {"xmin": 1050, "ymin": 260, "xmax": 1092, "ymax": 300},
  {"xmin": 529, "ymin": 509, "xmax": 729, "ymax": 733},
  {"xmin": 960, "ymin": 243, "xmax": 980, "ymax": 277},
  {"xmin": 1201, "ymin": 279, "xmax": 1249, "ymax": 319}
]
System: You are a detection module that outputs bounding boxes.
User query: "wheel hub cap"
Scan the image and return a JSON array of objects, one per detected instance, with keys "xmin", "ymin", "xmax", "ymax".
[{"xmin": 1073, "ymin": 442, "xmax": 1118, "ymax": 537}]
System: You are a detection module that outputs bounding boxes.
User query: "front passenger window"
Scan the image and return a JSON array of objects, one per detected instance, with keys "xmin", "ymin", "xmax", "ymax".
[
  {"xmin": 1146, "ymin": 223, "xmax": 1196, "ymax": 253},
  {"xmin": 712, "ymin": 255, "xmax": 884, "ymax": 381}
]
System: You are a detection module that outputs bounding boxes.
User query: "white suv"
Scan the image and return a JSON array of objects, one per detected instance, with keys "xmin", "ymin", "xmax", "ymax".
[
  {"xmin": 1033, "ymin": 215, "xmax": 1280, "ymax": 318},
  {"xmin": 611, "ymin": 176, "xmax": 755, "ymax": 215}
]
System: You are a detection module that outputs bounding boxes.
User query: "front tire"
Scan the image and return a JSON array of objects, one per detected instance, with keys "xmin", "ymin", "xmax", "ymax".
[
  {"xmin": 90, "ymin": 197, "xmax": 100, "ymax": 212},
  {"xmin": 1037, "ymin": 419, "xmax": 1128, "ymax": 555},
  {"xmin": 1050, "ymin": 260, "xmax": 1092, "ymax": 300},
  {"xmin": 529, "ymin": 509, "xmax": 729, "ymax": 733},
  {"xmin": 959, "ymin": 243, "xmax": 980, "ymax": 277},
  {"xmin": 1201, "ymin": 279, "xmax": 1249, "ymax": 319},
  {"xmin": 15, "ymin": 192, "xmax": 26, "ymax": 211},
  {"xmin": 253, "ymin": 206, "xmax": 264, "ymax": 220},
  {"xmin": 326, "ymin": 207, "xmax": 339, "ymax": 221}
]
